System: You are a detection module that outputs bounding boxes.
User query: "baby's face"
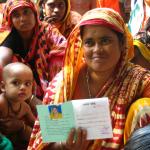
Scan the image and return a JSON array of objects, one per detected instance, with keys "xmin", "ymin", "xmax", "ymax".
[{"xmin": 4, "ymin": 69, "xmax": 33, "ymax": 102}]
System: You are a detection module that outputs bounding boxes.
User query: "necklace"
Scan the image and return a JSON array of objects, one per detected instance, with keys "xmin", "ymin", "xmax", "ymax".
[
  {"xmin": 86, "ymin": 69, "xmax": 92, "ymax": 98},
  {"xmin": 7, "ymin": 101, "xmax": 22, "ymax": 115}
]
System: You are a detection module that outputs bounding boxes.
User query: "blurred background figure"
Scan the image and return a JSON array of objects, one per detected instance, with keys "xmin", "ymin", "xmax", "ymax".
[
  {"xmin": 128, "ymin": 0, "xmax": 150, "ymax": 36},
  {"xmin": 123, "ymin": 0, "xmax": 131, "ymax": 23},
  {"xmin": 96, "ymin": 0, "xmax": 123, "ymax": 16},
  {"xmin": 131, "ymin": 17, "xmax": 150, "ymax": 70},
  {"xmin": 38, "ymin": 0, "xmax": 81, "ymax": 38},
  {"xmin": 70, "ymin": 0, "xmax": 96, "ymax": 15}
]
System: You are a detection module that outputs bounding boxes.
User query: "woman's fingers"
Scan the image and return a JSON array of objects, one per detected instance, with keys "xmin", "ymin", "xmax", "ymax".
[
  {"xmin": 65, "ymin": 128, "xmax": 89, "ymax": 150},
  {"xmin": 66, "ymin": 128, "xmax": 75, "ymax": 148},
  {"xmin": 76, "ymin": 128, "xmax": 89, "ymax": 149},
  {"xmin": 76, "ymin": 128, "xmax": 83, "ymax": 146}
]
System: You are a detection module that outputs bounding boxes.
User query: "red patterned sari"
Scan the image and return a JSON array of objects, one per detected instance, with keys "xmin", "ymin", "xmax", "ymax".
[{"xmin": 28, "ymin": 8, "xmax": 150, "ymax": 149}]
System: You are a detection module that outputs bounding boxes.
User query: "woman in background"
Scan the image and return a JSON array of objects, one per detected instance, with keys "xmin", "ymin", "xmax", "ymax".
[
  {"xmin": 0, "ymin": 0, "xmax": 66, "ymax": 99},
  {"xmin": 38, "ymin": 0, "xmax": 81, "ymax": 38},
  {"xmin": 128, "ymin": 0, "xmax": 150, "ymax": 36}
]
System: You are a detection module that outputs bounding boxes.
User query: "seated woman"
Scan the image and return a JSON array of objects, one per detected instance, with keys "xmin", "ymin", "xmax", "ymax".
[
  {"xmin": 0, "ymin": 0, "xmax": 66, "ymax": 99},
  {"xmin": 38, "ymin": 0, "xmax": 81, "ymax": 38},
  {"xmin": 28, "ymin": 8, "xmax": 150, "ymax": 150},
  {"xmin": 132, "ymin": 17, "xmax": 150, "ymax": 70}
]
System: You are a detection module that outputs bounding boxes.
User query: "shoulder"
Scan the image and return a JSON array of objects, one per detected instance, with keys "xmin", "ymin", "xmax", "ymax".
[
  {"xmin": 69, "ymin": 11, "xmax": 82, "ymax": 24},
  {"xmin": 126, "ymin": 63, "xmax": 150, "ymax": 83},
  {"xmin": 128, "ymin": 63, "xmax": 150, "ymax": 74},
  {"xmin": 1, "ymin": 28, "xmax": 19, "ymax": 45}
]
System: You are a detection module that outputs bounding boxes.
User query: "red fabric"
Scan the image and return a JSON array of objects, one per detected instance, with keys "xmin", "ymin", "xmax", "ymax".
[
  {"xmin": 80, "ymin": 19, "xmax": 123, "ymax": 33},
  {"xmin": 97, "ymin": 0, "xmax": 121, "ymax": 14}
]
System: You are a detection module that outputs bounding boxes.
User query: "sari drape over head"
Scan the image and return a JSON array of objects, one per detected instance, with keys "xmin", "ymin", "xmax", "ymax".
[
  {"xmin": 38, "ymin": 0, "xmax": 81, "ymax": 38},
  {"xmin": 28, "ymin": 8, "xmax": 150, "ymax": 149},
  {"xmin": 0, "ymin": 0, "xmax": 66, "ymax": 98}
]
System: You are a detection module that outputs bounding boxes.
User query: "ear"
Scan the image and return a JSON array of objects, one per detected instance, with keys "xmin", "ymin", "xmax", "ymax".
[{"xmin": 0, "ymin": 81, "xmax": 6, "ymax": 93}]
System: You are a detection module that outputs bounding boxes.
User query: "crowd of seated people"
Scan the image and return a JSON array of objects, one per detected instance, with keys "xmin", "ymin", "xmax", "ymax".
[{"xmin": 0, "ymin": 0, "xmax": 149, "ymax": 150}]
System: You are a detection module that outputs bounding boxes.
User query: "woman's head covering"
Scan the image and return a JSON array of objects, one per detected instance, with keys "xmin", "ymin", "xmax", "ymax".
[
  {"xmin": 63, "ymin": 8, "xmax": 134, "ymax": 100},
  {"xmin": 2, "ymin": 0, "xmax": 39, "ymax": 28},
  {"xmin": 61, "ymin": 0, "xmax": 70, "ymax": 22},
  {"xmin": 37, "ymin": 0, "xmax": 80, "ymax": 38},
  {"xmin": 38, "ymin": 0, "xmax": 70, "ymax": 22}
]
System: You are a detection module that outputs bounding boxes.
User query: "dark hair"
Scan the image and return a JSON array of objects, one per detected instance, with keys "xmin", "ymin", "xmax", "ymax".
[{"xmin": 124, "ymin": 125, "xmax": 150, "ymax": 150}]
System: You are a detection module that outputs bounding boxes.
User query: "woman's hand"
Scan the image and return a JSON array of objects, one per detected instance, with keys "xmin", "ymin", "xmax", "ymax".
[
  {"xmin": 0, "ymin": 118, "xmax": 23, "ymax": 135},
  {"xmin": 44, "ymin": 16, "xmax": 56, "ymax": 24},
  {"xmin": 63, "ymin": 128, "xmax": 90, "ymax": 150}
]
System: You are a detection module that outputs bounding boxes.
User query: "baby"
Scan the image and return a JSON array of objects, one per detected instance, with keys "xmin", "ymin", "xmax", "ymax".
[{"xmin": 0, "ymin": 62, "xmax": 35, "ymax": 149}]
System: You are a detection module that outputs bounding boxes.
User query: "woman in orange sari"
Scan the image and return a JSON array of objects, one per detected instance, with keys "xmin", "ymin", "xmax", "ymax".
[
  {"xmin": 0, "ymin": 0, "xmax": 66, "ymax": 99},
  {"xmin": 38, "ymin": 0, "xmax": 81, "ymax": 38},
  {"xmin": 96, "ymin": 0, "xmax": 121, "ymax": 14},
  {"xmin": 28, "ymin": 8, "xmax": 150, "ymax": 150}
]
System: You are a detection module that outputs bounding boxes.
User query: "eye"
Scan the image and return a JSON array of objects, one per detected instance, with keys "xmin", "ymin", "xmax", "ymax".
[
  {"xmin": 47, "ymin": 3, "xmax": 55, "ymax": 9},
  {"xmin": 83, "ymin": 39, "xmax": 95, "ymax": 47},
  {"xmin": 11, "ymin": 11, "xmax": 20, "ymax": 18},
  {"xmin": 23, "ymin": 8, "xmax": 32, "ymax": 15},
  {"xmin": 100, "ymin": 37, "xmax": 112, "ymax": 45},
  {"xmin": 12, "ymin": 80, "xmax": 20, "ymax": 86},
  {"xmin": 25, "ymin": 81, "xmax": 32, "ymax": 87},
  {"xmin": 58, "ymin": 2, "xmax": 65, "ymax": 8}
]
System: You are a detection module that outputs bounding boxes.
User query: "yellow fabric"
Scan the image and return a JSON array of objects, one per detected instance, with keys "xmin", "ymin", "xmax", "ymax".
[
  {"xmin": 50, "ymin": 113, "xmax": 62, "ymax": 119},
  {"xmin": 134, "ymin": 39, "xmax": 150, "ymax": 62},
  {"xmin": 0, "ymin": 30, "xmax": 10, "ymax": 45},
  {"xmin": 124, "ymin": 98, "xmax": 150, "ymax": 144},
  {"xmin": 62, "ymin": 0, "xmax": 70, "ymax": 22}
]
